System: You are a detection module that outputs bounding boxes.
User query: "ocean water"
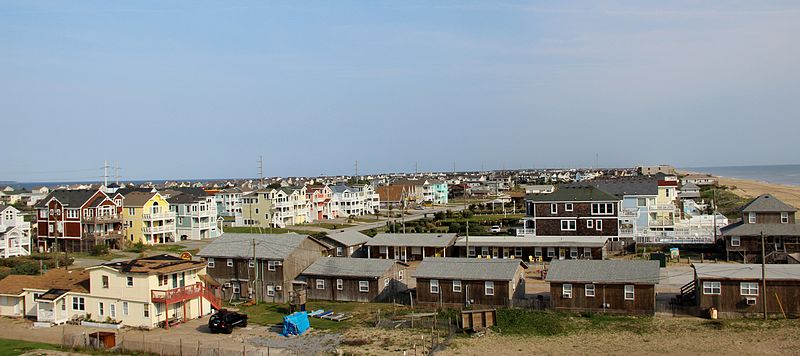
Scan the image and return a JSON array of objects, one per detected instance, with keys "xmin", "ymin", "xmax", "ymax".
[{"xmin": 685, "ymin": 164, "xmax": 800, "ymax": 186}]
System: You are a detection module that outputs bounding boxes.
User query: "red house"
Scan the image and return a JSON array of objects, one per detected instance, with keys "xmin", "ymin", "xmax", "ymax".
[{"xmin": 35, "ymin": 189, "xmax": 123, "ymax": 252}]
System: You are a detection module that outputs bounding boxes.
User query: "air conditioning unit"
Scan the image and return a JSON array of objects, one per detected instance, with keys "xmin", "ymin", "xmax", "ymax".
[
  {"xmin": 275, "ymin": 285, "xmax": 283, "ymax": 291},
  {"xmin": 746, "ymin": 297, "xmax": 757, "ymax": 305},
  {"xmin": 224, "ymin": 282, "xmax": 231, "ymax": 288}
]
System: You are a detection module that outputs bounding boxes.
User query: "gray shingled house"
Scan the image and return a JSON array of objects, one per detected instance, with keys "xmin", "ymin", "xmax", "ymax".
[
  {"xmin": 197, "ymin": 233, "xmax": 331, "ymax": 303},
  {"xmin": 299, "ymin": 257, "xmax": 408, "ymax": 302},
  {"xmin": 546, "ymin": 260, "xmax": 660, "ymax": 315},
  {"xmin": 365, "ymin": 233, "xmax": 458, "ymax": 261},
  {"xmin": 413, "ymin": 257, "xmax": 527, "ymax": 308},
  {"xmin": 722, "ymin": 194, "xmax": 800, "ymax": 263},
  {"xmin": 319, "ymin": 230, "xmax": 370, "ymax": 258}
]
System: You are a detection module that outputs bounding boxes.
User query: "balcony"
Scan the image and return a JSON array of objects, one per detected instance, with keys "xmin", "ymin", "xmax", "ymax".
[
  {"xmin": 635, "ymin": 229, "xmax": 715, "ymax": 244},
  {"xmin": 649, "ymin": 220, "xmax": 675, "ymax": 227},
  {"xmin": 143, "ymin": 224, "xmax": 175, "ymax": 234},
  {"xmin": 85, "ymin": 231, "xmax": 124, "ymax": 240},
  {"xmin": 151, "ymin": 283, "xmax": 203, "ymax": 304},
  {"xmin": 650, "ymin": 204, "xmax": 677, "ymax": 212},
  {"xmin": 619, "ymin": 227, "xmax": 635, "ymax": 236},
  {"xmin": 196, "ymin": 221, "xmax": 212, "ymax": 229},
  {"xmin": 189, "ymin": 210, "xmax": 212, "ymax": 217},
  {"xmin": 143, "ymin": 212, "xmax": 176, "ymax": 221},
  {"xmin": 516, "ymin": 228, "xmax": 535, "ymax": 236},
  {"xmin": 620, "ymin": 208, "xmax": 638, "ymax": 218},
  {"xmin": 82, "ymin": 214, "xmax": 121, "ymax": 223}
]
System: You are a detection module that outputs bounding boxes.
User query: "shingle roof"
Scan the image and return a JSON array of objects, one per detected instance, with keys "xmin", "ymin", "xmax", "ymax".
[
  {"xmin": 35, "ymin": 189, "xmax": 99, "ymax": 208},
  {"xmin": 741, "ymin": 194, "xmax": 797, "ymax": 213},
  {"xmin": 0, "ymin": 268, "xmax": 89, "ymax": 296},
  {"xmin": 693, "ymin": 263, "xmax": 800, "ymax": 281},
  {"xmin": 97, "ymin": 254, "xmax": 205, "ymax": 274},
  {"xmin": 526, "ymin": 186, "xmax": 619, "ymax": 202},
  {"xmin": 301, "ymin": 257, "xmax": 398, "ymax": 278},
  {"xmin": 681, "ymin": 182, "xmax": 700, "ymax": 191},
  {"xmin": 121, "ymin": 191, "xmax": 158, "ymax": 207},
  {"xmin": 366, "ymin": 233, "xmax": 458, "ymax": 248},
  {"xmin": 198, "ymin": 233, "xmax": 326, "ymax": 260},
  {"xmin": 325, "ymin": 230, "xmax": 370, "ymax": 246},
  {"xmin": 720, "ymin": 221, "xmax": 800, "ymax": 237},
  {"xmin": 453, "ymin": 236, "xmax": 607, "ymax": 248},
  {"xmin": 569, "ymin": 178, "xmax": 658, "ymax": 198},
  {"xmin": 0, "ymin": 204, "xmax": 13, "ymax": 213},
  {"xmin": 329, "ymin": 184, "xmax": 353, "ymax": 194},
  {"xmin": 413, "ymin": 257, "xmax": 526, "ymax": 281},
  {"xmin": 546, "ymin": 260, "xmax": 660, "ymax": 284}
]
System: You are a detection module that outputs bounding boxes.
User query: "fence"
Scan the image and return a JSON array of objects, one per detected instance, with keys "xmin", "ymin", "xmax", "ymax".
[
  {"xmin": 374, "ymin": 310, "xmax": 458, "ymax": 354},
  {"xmin": 63, "ymin": 333, "xmax": 285, "ymax": 356},
  {"xmin": 655, "ymin": 302, "xmax": 699, "ymax": 317}
]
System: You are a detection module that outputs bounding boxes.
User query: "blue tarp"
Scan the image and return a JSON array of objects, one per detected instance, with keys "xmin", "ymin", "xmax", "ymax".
[{"xmin": 281, "ymin": 312, "xmax": 310, "ymax": 336}]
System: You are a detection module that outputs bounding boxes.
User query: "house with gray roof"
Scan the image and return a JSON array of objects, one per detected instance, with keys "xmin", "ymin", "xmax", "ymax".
[
  {"xmin": 721, "ymin": 194, "xmax": 800, "ymax": 263},
  {"xmin": 0, "ymin": 205, "xmax": 31, "ymax": 258},
  {"xmin": 453, "ymin": 235, "xmax": 607, "ymax": 261},
  {"xmin": 568, "ymin": 177, "xmax": 658, "ymax": 241},
  {"xmin": 198, "ymin": 233, "xmax": 331, "ymax": 303},
  {"xmin": 319, "ymin": 230, "xmax": 371, "ymax": 257},
  {"xmin": 547, "ymin": 260, "xmax": 660, "ymax": 315},
  {"xmin": 299, "ymin": 257, "xmax": 408, "ymax": 302},
  {"xmin": 164, "ymin": 189, "xmax": 221, "ymax": 241},
  {"xmin": 413, "ymin": 258, "xmax": 527, "ymax": 308},
  {"xmin": 365, "ymin": 233, "xmax": 458, "ymax": 261}
]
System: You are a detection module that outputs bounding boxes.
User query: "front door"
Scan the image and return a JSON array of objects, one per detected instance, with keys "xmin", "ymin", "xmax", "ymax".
[
  {"xmin": 503, "ymin": 248, "xmax": 510, "ymax": 259},
  {"xmin": 559, "ymin": 248, "xmax": 566, "ymax": 260}
]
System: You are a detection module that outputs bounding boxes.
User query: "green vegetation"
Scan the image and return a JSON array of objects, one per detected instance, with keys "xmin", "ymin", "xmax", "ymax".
[
  {"xmin": 700, "ymin": 185, "xmax": 750, "ymax": 218},
  {"xmin": 0, "ymin": 338, "xmax": 59, "ymax": 355},
  {"xmin": 237, "ymin": 301, "xmax": 400, "ymax": 332},
  {"xmin": 306, "ymin": 223, "xmax": 355, "ymax": 230},
  {"xmin": 0, "ymin": 254, "xmax": 73, "ymax": 280},
  {"xmin": 493, "ymin": 310, "xmax": 654, "ymax": 336}
]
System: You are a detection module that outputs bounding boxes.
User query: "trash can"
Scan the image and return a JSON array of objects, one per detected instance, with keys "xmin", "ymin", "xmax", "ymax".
[{"xmin": 650, "ymin": 252, "xmax": 667, "ymax": 267}]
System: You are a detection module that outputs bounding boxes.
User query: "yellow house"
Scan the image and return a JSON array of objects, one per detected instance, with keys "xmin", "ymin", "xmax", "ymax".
[
  {"xmin": 122, "ymin": 191, "xmax": 176, "ymax": 245},
  {"xmin": 652, "ymin": 178, "xmax": 680, "ymax": 228}
]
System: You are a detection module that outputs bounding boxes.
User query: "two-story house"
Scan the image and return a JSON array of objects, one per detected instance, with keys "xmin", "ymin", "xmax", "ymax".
[
  {"xmin": 165, "ymin": 189, "xmax": 221, "ymax": 241},
  {"xmin": 121, "ymin": 191, "xmax": 176, "ymax": 245},
  {"xmin": 721, "ymin": 194, "xmax": 800, "ymax": 263},
  {"xmin": 306, "ymin": 184, "xmax": 336, "ymax": 221},
  {"xmin": 213, "ymin": 187, "xmax": 243, "ymax": 223},
  {"xmin": 35, "ymin": 189, "xmax": 123, "ymax": 252},
  {"xmin": 330, "ymin": 184, "xmax": 378, "ymax": 217},
  {"xmin": 0, "ymin": 205, "xmax": 31, "ymax": 258},
  {"xmin": 198, "ymin": 233, "xmax": 331, "ymax": 303}
]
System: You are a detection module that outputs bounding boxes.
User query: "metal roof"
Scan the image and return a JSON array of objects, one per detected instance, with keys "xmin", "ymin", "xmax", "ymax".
[
  {"xmin": 301, "ymin": 257, "xmax": 398, "ymax": 278},
  {"xmin": 198, "ymin": 233, "xmax": 323, "ymax": 260},
  {"xmin": 546, "ymin": 260, "xmax": 660, "ymax": 284},
  {"xmin": 325, "ymin": 230, "xmax": 370, "ymax": 246},
  {"xmin": 366, "ymin": 233, "xmax": 458, "ymax": 248},
  {"xmin": 526, "ymin": 186, "xmax": 619, "ymax": 202},
  {"xmin": 453, "ymin": 236, "xmax": 607, "ymax": 248},
  {"xmin": 413, "ymin": 257, "xmax": 526, "ymax": 281},
  {"xmin": 741, "ymin": 194, "xmax": 797, "ymax": 213},
  {"xmin": 693, "ymin": 263, "xmax": 800, "ymax": 281}
]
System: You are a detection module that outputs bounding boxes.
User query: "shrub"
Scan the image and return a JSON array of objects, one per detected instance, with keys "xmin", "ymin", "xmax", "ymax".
[
  {"xmin": 91, "ymin": 244, "xmax": 109, "ymax": 256},
  {"xmin": 461, "ymin": 210, "xmax": 474, "ymax": 219}
]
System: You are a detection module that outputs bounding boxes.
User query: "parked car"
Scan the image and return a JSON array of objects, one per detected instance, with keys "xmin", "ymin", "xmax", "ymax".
[
  {"xmin": 208, "ymin": 309, "xmax": 248, "ymax": 334},
  {"xmin": 490, "ymin": 225, "xmax": 501, "ymax": 233}
]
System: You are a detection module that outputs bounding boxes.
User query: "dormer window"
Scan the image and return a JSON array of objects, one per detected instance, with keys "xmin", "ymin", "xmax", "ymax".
[
  {"xmin": 748, "ymin": 212, "xmax": 756, "ymax": 224},
  {"xmin": 781, "ymin": 212, "xmax": 789, "ymax": 224}
]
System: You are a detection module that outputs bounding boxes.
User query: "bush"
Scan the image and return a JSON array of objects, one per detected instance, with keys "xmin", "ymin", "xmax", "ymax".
[
  {"xmin": 127, "ymin": 241, "xmax": 146, "ymax": 253},
  {"xmin": 12, "ymin": 261, "xmax": 39, "ymax": 275},
  {"xmin": 461, "ymin": 210, "xmax": 474, "ymax": 219},
  {"xmin": 91, "ymin": 244, "xmax": 109, "ymax": 256}
]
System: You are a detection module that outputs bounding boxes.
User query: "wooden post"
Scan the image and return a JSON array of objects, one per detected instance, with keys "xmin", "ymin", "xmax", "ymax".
[
  {"xmin": 761, "ymin": 231, "xmax": 768, "ymax": 320},
  {"xmin": 197, "ymin": 341, "xmax": 200, "ymax": 356},
  {"xmin": 180, "ymin": 339, "xmax": 183, "ymax": 356}
]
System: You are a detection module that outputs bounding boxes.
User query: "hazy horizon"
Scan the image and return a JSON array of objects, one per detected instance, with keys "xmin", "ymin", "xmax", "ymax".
[{"xmin": 2, "ymin": 1, "xmax": 798, "ymax": 182}]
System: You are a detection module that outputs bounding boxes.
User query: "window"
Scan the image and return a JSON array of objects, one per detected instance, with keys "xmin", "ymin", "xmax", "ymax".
[
  {"xmin": 227, "ymin": 259, "xmax": 233, "ymax": 267},
  {"xmin": 398, "ymin": 270, "xmax": 404, "ymax": 280},
  {"xmin": 596, "ymin": 220, "xmax": 603, "ymax": 231},
  {"xmin": 110, "ymin": 304, "xmax": 116, "ymax": 318},
  {"xmin": 128, "ymin": 208, "xmax": 135, "ymax": 216},
  {"xmin": 481, "ymin": 247, "xmax": 489, "ymax": 256},
  {"xmin": 430, "ymin": 280, "xmax": 440, "ymax": 294},
  {"xmin": 637, "ymin": 198, "xmax": 647, "ymax": 207},
  {"xmin": 453, "ymin": 280, "xmax": 462, "ymax": 293},
  {"xmin": 570, "ymin": 248, "xmax": 578, "ymax": 259},
  {"xmin": 268, "ymin": 261, "xmax": 277, "ymax": 271},
  {"xmin": 550, "ymin": 203, "xmax": 557, "ymax": 214},
  {"xmin": 514, "ymin": 247, "xmax": 523, "ymax": 257},
  {"xmin": 249, "ymin": 260, "xmax": 255, "ymax": 268},
  {"xmin": 585, "ymin": 284, "xmax": 595, "ymax": 297},
  {"xmin": 565, "ymin": 203, "xmax": 573, "ymax": 212},
  {"xmin": 583, "ymin": 248, "xmax": 592, "ymax": 258},
  {"xmin": 123, "ymin": 302, "xmax": 129, "ymax": 316},
  {"xmin": 547, "ymin": 248, "xmax": 555, "ymax": 257},
  {"xmin": 267, "ymin": 285, "xmax": 276, "ymax": 296},
  {"xmin": 562, "ymin": 284, "xmax": 572, "ymax": 298},
  {"xmin": 98, "ymin": 302, "xmax": 105, "ymax": 316},
  {"xmin": 72, "ymin": 297, "xmax": 85, "ymax": 311},
  {"xmin": 158, "ymin": 275, "xmax": 167, "ymax": 286},
  {"xmin": 731, "ymin": 237, "xmax": 741, "ymax": 247},
  {"xmin": 384, "ymin": 278, "xmax": 390, "ymax": 287},
  {"xmin": 144, "ymin": 304, "xmax": 150, "ymax": 318},
  {"xmin": 624, "ymin": 285, "xmax": 635, "ymax": 300},
  {"xmin": 359, "ymin": 281, "xmax": 369, "ymax": 292},
  {"xmin": 316, "ymin": 279, "xmax": 325, "ymax": 290},
  {"xmin": 126, "ymin": 276, "xmax": 134, "ymax": 287},
  {"xmin": 535, "ymin": 248, "xmax": 542, "ymax": 257},
  {"xmin": 485, "ymin": 281, "xmax": 494, "ymax": 296},
  {"xmin": 781, "ymin": 212, "xmax": 789, "ymax": 224},
  {"xmin": 232, "ymin": 284, "xmax": 241, "ymax": 294},
  {"xmin": 740, "ymin": 282, "xmax": 759, "ymax": 296},
  {"xmin": 560, "ymin": 220, "xmax": 576, "ymax": 231},
  {"xmin": 468, "ymin": 247, "xmax": 476, "ymax": 257},
  {"xmin": 748, "ymin": 212, "xmax": 756, "ymax": 223},
  {"xmin": 336, "ymin": 279, "xmax": 343, "ymax": 290},
  {"xmin": 587, "ymin": 220, "xmax": 593, "ymax": 229},
  {"xmin": 102, "ymin": 275, "xmax": 109, "ymax": 289},
  {"xmin": 39, "ymin": 210, "xmax": 47, "ymax": 219},
  {"xmin": 591, "ymin": 203, "xmax": 614, "ymax": 215}
]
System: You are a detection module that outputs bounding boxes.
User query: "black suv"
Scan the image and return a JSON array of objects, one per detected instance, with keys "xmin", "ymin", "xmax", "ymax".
[{"xmin": 208, "ymin": 309, "xmax": 248, "ymax": 334}]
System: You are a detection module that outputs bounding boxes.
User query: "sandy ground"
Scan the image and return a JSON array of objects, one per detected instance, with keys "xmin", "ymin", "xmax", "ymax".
[{"xmin": 717, "ymin": 176, "xmax": 800, "ymax": 209}]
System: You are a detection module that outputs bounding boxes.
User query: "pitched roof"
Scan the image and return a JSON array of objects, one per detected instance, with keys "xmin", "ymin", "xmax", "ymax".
[
  {"xmin": 35, "ymin": 189, "xmax": 99, "ymax": 208},
  {"xmin": 121, "ymin": 191, "xmax": 158, "ymax": 207},
  {"xmin": 681, "ymin": 182, "xmax": 700, "ymax": 191},
  {"xmin": 96, "ymin": 254, "xmax": 205, "ymax": 274},
  {"xmin": 325, "ymin": 230, "xmax": 370, "ymax": 246},
  {"xmin": 301, "ymin": 257, "xmax": 399, "ymax": 278},
  {"xmin": 329, "ymin": 184, "xmax": 353, "ymax": 194},
  {"xmin": 720, "ymin": 221, "xmax": 800, "ymax": 237},
  {"xmin": 546, "ymin": 260, "xmax": 660, "ymax": 284},
  {"xmin": 741, "ymin": 194, "xmax": 797, "ymax": 213},
  {"xmin": 453, "ymin": 236, "xmax": 607, "ymax": 248},
  {"xmin": 413, "ymin": 257, "xmax": 526, "ymax": 281},
  {"xmin": 198, "ymin": 233, "xmax": 328, "ymax": 260},
  {"xmin": 568, "ymin": 178, "xmax": 658, "ymax": 198},
  {"xmin": 366, "ymin": 233, "xmax": 458, "ymax": 248},
  {"xmin": 0, "ymin": 268, "xmax": 90, "ymax": 296},
  {"xmin": 693, "ymin": 263, "xmax": 800, "ymax": 281},
  {"xmin": 0, "ymin": 204, "xmax": 14, "ymax": 213},
  {"xmin": 526, "ymin": 186, "xmax": 619, "ymax": 202}
]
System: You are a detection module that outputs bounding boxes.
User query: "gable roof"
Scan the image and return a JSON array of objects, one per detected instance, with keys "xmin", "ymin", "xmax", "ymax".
[
  {"xmin": 0, "ymin": 268, "xmax": 90, "ymax": 296},
  {"xmin": 198, "ymin": 233, "xmax": 329, "ymax": 260},
  {"xmin": 301, "ymin": 257, "xmax": 400, "ymax": 278},
  {"xmin": 35, "ymin": 189, "xmax": 100, "ymax": 208},
  {"xmin": 0, "ymin": 204, "xmax": 15, "ymax": 213},
  {"xmin": 720, "ymin": 221, "xmax": 800, "ymax": 237},
  {"xmin": 413, "ymin": 257, "xmax": 526, "ymax": 281},
  {"xmin": 681, "ymin": 182, "xmax": 700, "ymax": 191},
  {"xmin": 568, "ymin": 178, "xmax": 658, "ymax": 198},
  {"xmin": 95, "ymin": 254, "xmax": 205, "ymax": 274},
  {"xmin": 325, "ymin": 230, "xmax": 370, "ymax": 246},
  {"xmin": 740, "ymin": 194, "xmax": 797, "ymax": 213},
  {"xmin": 121, "ymin": 191, "xmax": 159, "ymax": 207},
  {"xmin": 366, "ymin": 233, "xmax": 458, "ymax": 248},
  {"xmin": 546, "ymin": 260, "xmax": 660, "ymax": 284},
  {"xmin": 693, "ymin": 263, "xmax": 800, "ymax": 281},
  {"xmin": 526, "ymin": 186, "xmax": 619, "ymax": 202}
]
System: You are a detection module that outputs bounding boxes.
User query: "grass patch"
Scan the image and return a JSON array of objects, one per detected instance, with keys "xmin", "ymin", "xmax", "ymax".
[
  {"xmin": 237, "ymin": 301, "xmax": 406, "ymax": 332},
  {"xmin": 0, "ymin": 338, "xmax": 59, "ymax": 355},
  {"xmin": 352, "ymin": 217, "xmax": 382, "ymax": 223},
  {"xmin": 70, "ymin": 252, "xmax": 127, "ymax": 261},
  {"xmin": 223, "ymin": 226, "xmax": 293, "ymax": 234},
  {"xmin": 306, "ymin": 223, "xmax": 355, "ymax": 230},
  {"xmin": 493, "ymin": 309, "xmax": 654, "ymax": 336},
  {"xmin": 700, "ymin": 186, "xmax": 750, "ymax": 219},
  {"xmin": 438, "ymin": 214, "xmax": 525, "ymax": 224}
]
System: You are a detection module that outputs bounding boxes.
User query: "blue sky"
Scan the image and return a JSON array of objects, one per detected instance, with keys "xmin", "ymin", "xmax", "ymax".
[{"xmin": 2, "ymin": 1, "xmax": 798, "ymax": 181}]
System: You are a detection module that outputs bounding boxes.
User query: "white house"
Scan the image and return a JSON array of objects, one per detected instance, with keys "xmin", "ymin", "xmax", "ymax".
[{"xmin": 0, "ymin": 205, "xmax": 31, "ymax": 258}]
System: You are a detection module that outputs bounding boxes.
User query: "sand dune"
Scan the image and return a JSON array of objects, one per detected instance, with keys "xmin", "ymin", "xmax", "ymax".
[{"xmin": 717, "ymin": 176, "xmax": 800, "ymax": 210}]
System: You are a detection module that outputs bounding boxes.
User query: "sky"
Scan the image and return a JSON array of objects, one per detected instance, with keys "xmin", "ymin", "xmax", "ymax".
[{"xmin": 1, "ymin": 1, "xmax": 799, "ymax": 182}]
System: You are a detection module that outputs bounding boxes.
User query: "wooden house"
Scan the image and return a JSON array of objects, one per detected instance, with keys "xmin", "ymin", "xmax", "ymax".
[
  {"xmin": 453, "ymin": 235, "xmax": 607, "ymax": 261},
  {"xmin": 365, "ymin": 233, "xmax": 458, "ymax": 261},
  {"xmin": 413, "ymin": 258, "xmax": 527, "ymax": 308},
  {"xmin": 546, "ymin": 260, "xmax": 660, "ymax": 315},
  {"xmin": 525, "ymin": 186, "xmax": 621, "ymax": 242},
  {"xmin": 683, "ymin": 263, "xmax": 800, "ymax": 318},
  {"xmin": 299, "ymin": 257, "xmax": 408, "ymax": 302},
  {"xmin": 722, "ymin": 194, "xmax": 800, "ymax": 263},
  {"xmin": 198, "ymin": 233, "xmax": 331, "ymax": 303},
  {"xmin": 319, "ymin": 230, "xmax": 370, "ymax": 258}
]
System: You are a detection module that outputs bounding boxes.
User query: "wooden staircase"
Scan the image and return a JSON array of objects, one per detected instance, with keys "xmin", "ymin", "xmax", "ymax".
[{"xmin": 674, "ymin": 280, "xmax": 696, "ymax": 305}]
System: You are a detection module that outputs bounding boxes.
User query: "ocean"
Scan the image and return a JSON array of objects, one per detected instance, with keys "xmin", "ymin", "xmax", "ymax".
[{"xmin": 684, "ymin": 164, "xmax": 800, "ymax": 187}]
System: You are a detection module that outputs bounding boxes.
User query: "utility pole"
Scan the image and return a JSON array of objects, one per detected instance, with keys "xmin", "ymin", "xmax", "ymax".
[
  {"xmin": 355, "ymin": 160, "xmax": 359, "ymax": 181},
  {"xmin": 114, "ymin": 162, "xmax": 121, "ymax": 185},
  {"xmin": 253, "ymin": 238, "xmax": 258, "ymax": 304},
  {"xmin": 465, "ymin": 190, "xmax": 469, "ymax": 256},
  {"xmin": 103, "ymin": 160, "xmax": 110, "ymax": 189},
  {"xmin": 259, "ymin": 156, "xmax": 264, "ymax": 189},
  {"xmin": 761, "ymin": 231, "xmax": 767, "ymax": 320},
  {"xmin": 415, "ymin": 162, "xmax": 418, "ymax": 176}
]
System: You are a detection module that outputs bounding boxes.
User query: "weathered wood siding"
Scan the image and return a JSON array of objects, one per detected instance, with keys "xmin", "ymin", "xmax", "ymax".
[
  {"xmin": 416, "ymin": 267, "xmax": 525, "ymax": 309},
  {"xmin": 549, "ymin": 282, "xmax": 656, "ymax": 315},
  {"xmin": 695, "ymin": 279, "xmax": 800, "ymax": 318}
]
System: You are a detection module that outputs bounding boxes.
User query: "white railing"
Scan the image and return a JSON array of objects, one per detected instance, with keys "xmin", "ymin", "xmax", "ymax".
[
  {"xmin": 189, "ymin": 210, "xmax": 211, "ymax": 217},
  {"xmin": 619, "ymin": 227, "xmax": 635, "ymax": 236},
  {"xmin": 620, "ymin": 208, "xmax": 638, "ymax": 217},
  {"xmin": 143, "ymin": 212, "xmax": 176, "ymax": 220},
  {"xmin": 635, "ymin": 229, "xmax": 715, "ymax": 244},
  {"xmin": 650, "ymin": 204, "xmax": 676, "ymax": 211},
  {"xmin": 197, "ymin": 221, "xmax": 211, "ymax": 229},
  {"xmin": 516, "ymin": 228, "xmax": 535, "ymax": 236},
  {"xmin": 143, "ymin": 224, "xmax": 175, "ymax": 233}
]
